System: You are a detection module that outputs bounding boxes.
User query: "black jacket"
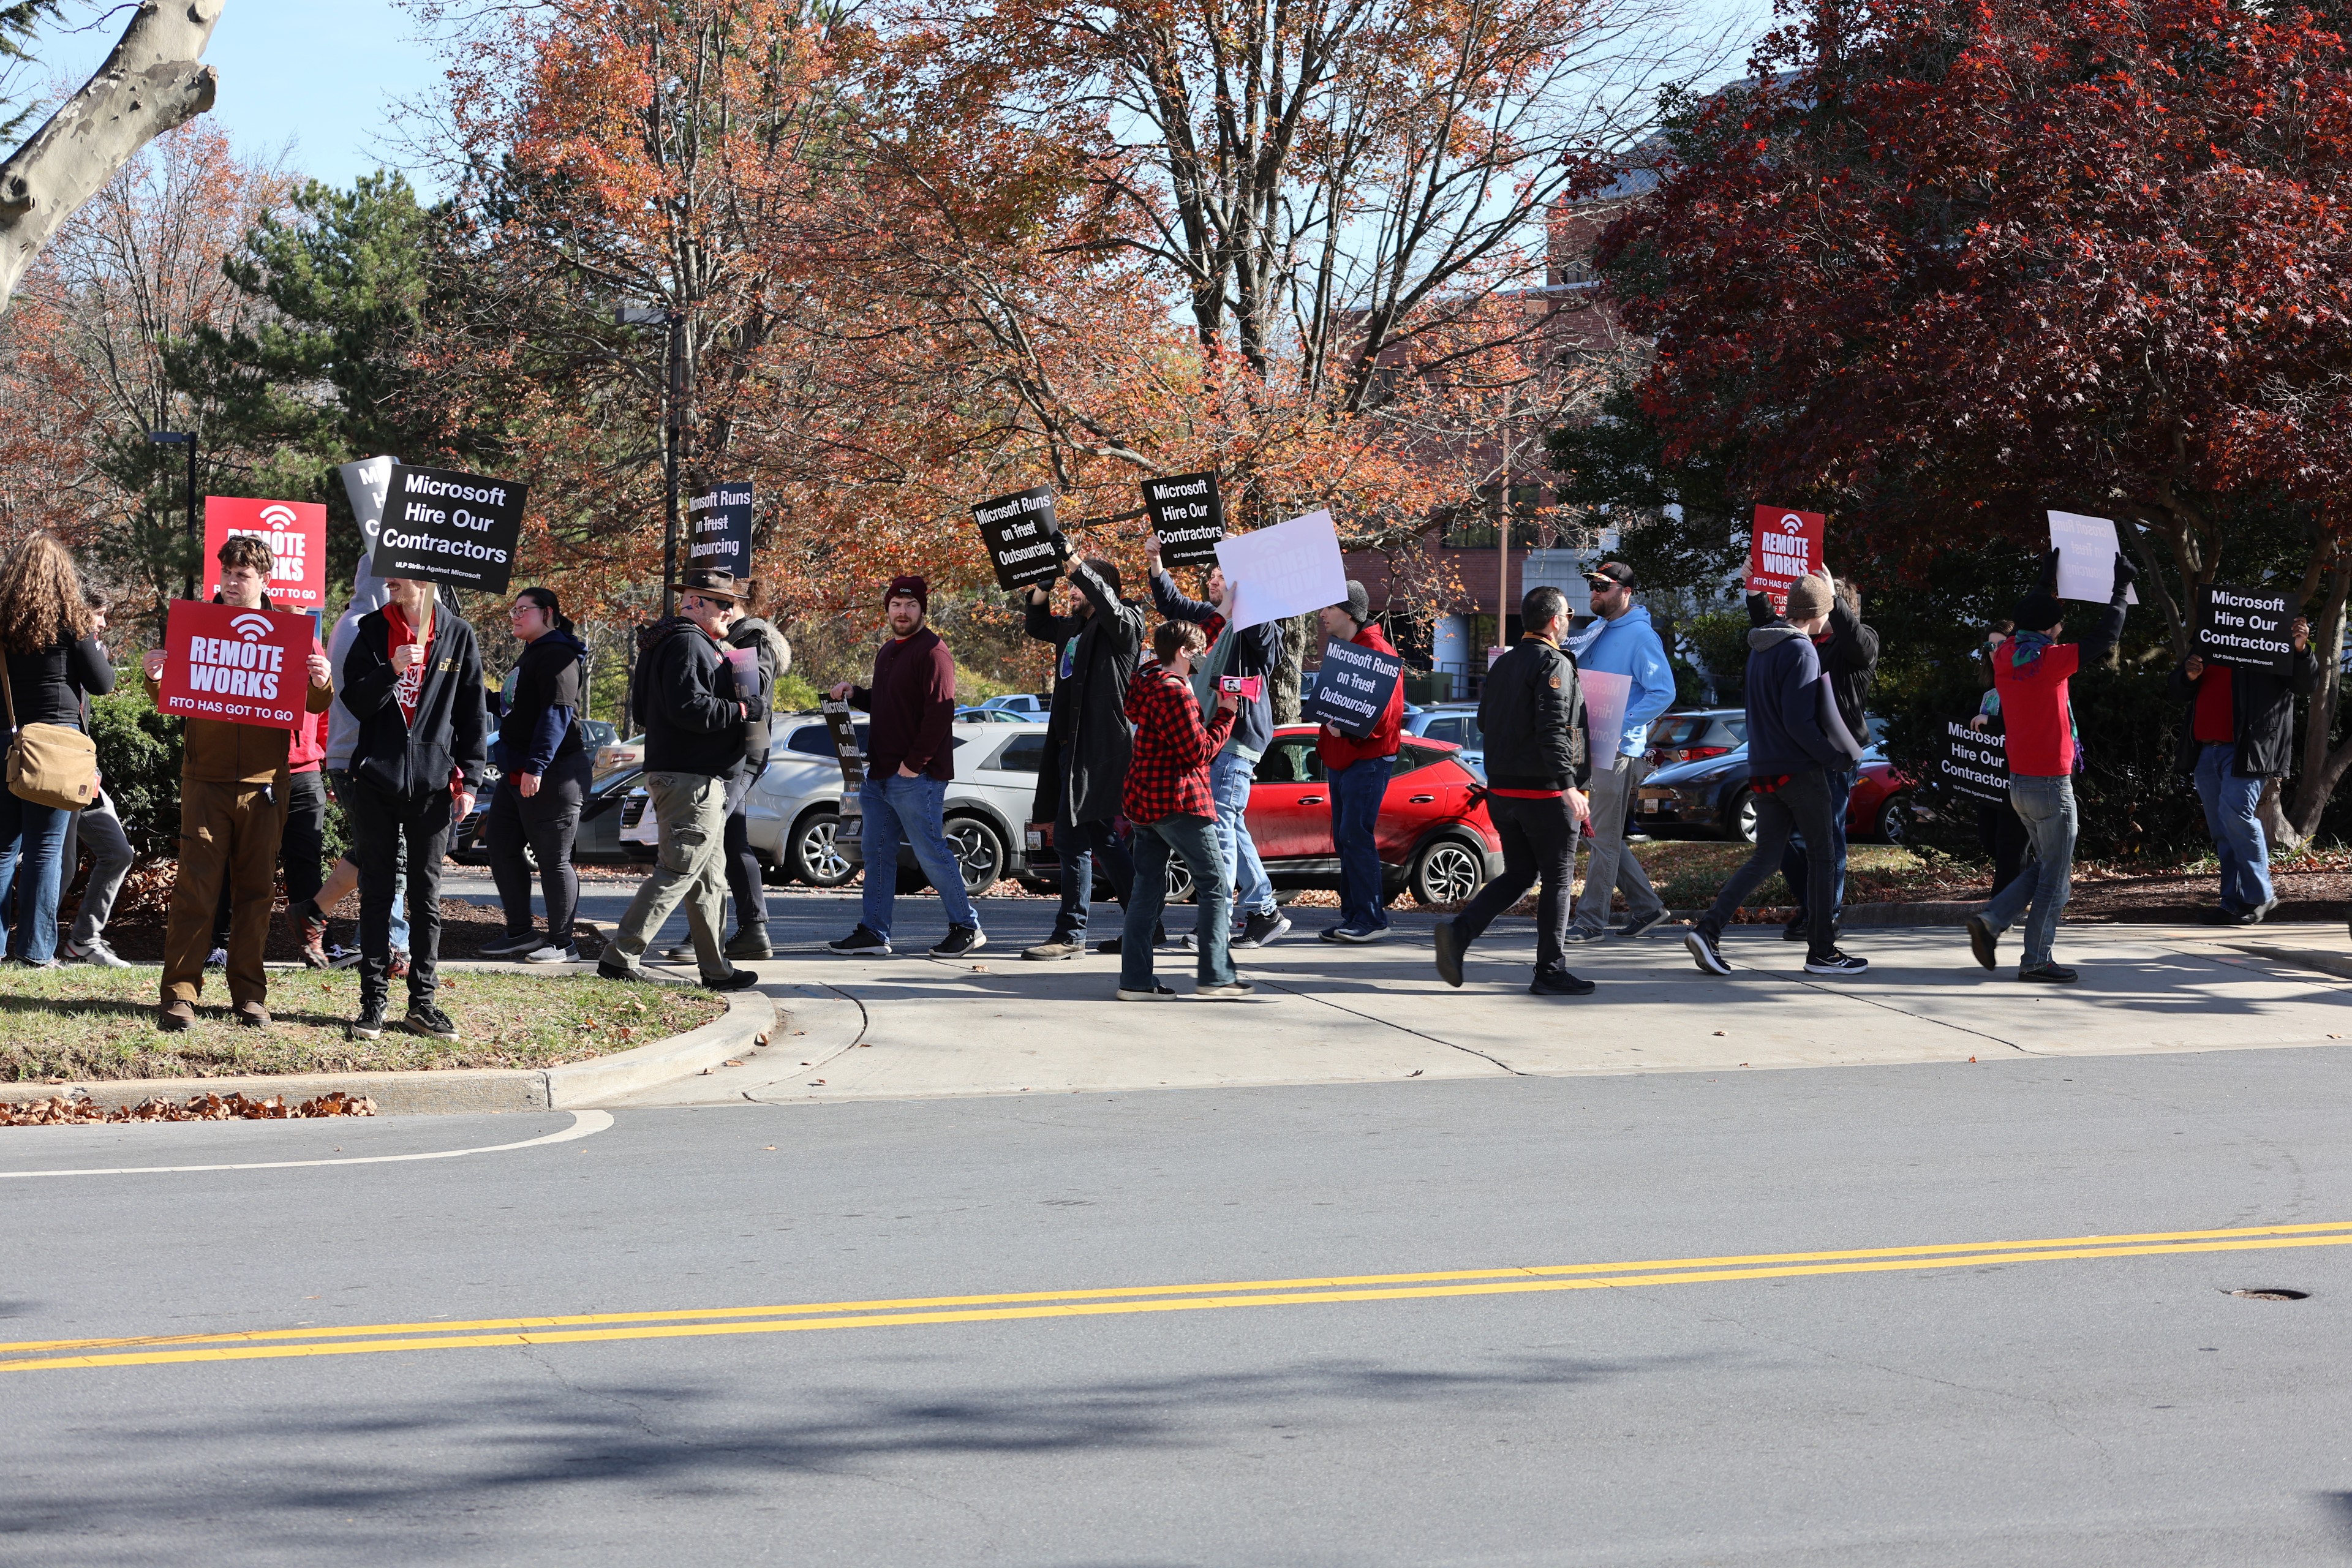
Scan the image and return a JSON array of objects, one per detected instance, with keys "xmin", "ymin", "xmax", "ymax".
[
  {"xmin": 495, "ymin": 627, "xmax": 587, "ymax": 775},
  {"xmin": 341, "ymin": 606, "xmax": 489, "ymax": 796},
  {"xmin": 1478, "ymin": 635, "xmax": 1588, "ymax": 791},
  {"xmin": 1150, "ymin": 568, "xmax": 1280, "ymax": 759},
  {"xmin": 1025, "ymin": 559, "xmax": 1144, "ymax": 824},
  {"xmin": 726, "ymin": 616, "xmax": 790, "ymax": 768},
  {"xmin": 2168, "ymin": 651, "xmax": 2318, "ymax": 778},
  {"xmin": 2, "ymin": 635, "xmax": 111, "ymax": 731},
  {"xmin": 633, "ymin": 616, "xmax": 768, "ymax": 778},
  {"xmin": 1746, "ymin": 589, "xmax": 1879, "ymax": 741}
]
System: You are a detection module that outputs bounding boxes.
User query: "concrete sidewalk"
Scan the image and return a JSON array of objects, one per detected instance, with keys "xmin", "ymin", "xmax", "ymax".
[{"xmin": 617, "ymin": 914, "xmax": 2352, "ymax": 1106}]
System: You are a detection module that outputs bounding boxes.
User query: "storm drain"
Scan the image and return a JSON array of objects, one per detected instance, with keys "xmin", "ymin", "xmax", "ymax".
[{"xmin": 2226, "ymin": 1288, "xmax": 2311, "ymax": 1301}]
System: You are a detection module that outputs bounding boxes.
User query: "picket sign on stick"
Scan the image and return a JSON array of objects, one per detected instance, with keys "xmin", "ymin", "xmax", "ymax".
[
  {"xmin": 154, "ymin": 600, "xmax": 316, "ymax": 731},
  {"xmin": 1217, "ymin": 509, "xmax": 1347, "ymax": 631},
  {"xmin": 1747, "ymin": 505, "xmax": 1825, "ymax": 606},
  {"xmin": 1580, "ymin": 668, "xmax": 1632, "ymax": 764},
  {"xmin": 203, "ymin": 497, "xmax": 327, "ymax": 610},
  {"xmin": 2046, "ymin": 511, "xmax": 2140, "ymax": 605}
]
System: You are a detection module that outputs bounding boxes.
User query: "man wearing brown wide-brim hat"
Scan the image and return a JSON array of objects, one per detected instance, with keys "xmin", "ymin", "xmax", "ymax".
[{"xmin": 598, "ymin": 567, "xmax": 769, "ymax": 991}]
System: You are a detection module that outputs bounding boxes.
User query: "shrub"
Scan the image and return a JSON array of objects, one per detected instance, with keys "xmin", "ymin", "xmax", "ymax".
[{"xmin": 87, "ymin": 677, "xmax": 180, "ymax": 858}]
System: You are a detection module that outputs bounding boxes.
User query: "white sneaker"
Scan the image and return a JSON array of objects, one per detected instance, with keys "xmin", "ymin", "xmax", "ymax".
[{"xmin": 61, "ymin": 938, "xmax": 132, "ymax": 968}]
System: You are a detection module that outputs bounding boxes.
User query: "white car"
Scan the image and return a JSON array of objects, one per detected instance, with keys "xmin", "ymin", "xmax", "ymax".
[{"xmin": 742, "ymin": 715, "xmax": 1047, "ymax": 895}]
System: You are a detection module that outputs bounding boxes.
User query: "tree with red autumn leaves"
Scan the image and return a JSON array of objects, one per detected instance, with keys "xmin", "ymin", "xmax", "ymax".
[{"xmin": 1593, "ymin": 0, "xmax": 2352, "ymax": 839}]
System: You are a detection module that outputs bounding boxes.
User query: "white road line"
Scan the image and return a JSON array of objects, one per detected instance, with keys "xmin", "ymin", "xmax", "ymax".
[{"xmin": 0, "ymin": 1110, "xmax": 614, "ymax": 1179}]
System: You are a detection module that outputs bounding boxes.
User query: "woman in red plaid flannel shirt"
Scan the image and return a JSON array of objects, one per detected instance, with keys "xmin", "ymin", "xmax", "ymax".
[{"xmin": 1115, "ymin": 620, "xmax": 1253, "ymax": 1001}]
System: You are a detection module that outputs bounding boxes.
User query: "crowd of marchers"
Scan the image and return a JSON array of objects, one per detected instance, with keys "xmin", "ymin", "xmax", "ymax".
[{"xmin": 0, "ymin": 519, "xmax": 2314, "ymax": 1031}]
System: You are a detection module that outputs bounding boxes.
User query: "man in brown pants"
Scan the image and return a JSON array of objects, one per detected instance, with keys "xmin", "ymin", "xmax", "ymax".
[{"xmin": 144, "ymin": 535, "xmax": 334, "ymax": 1030}]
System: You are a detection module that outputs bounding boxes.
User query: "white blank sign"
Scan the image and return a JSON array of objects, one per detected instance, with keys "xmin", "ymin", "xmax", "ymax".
[
  {"xmin": 1216, "ymin": 508, "xmax": 1348, "ymax": 631},
  {"xmin": 2047, "ymin": 510, "xmax": 2140, "ymax": 604},
  {"xmin": 1580, "ymin": 668, "xmax": 1631, "ymax": 761}
]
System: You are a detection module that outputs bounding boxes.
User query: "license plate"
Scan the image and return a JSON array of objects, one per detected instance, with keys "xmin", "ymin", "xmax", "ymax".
[
  {"xmin": 1642, "ymin": 798, "xmax": 1661, "ymax": 813},
  {"xmin": 1025, "ymin": 829, "xmax": 1044, "ymax": 850}
]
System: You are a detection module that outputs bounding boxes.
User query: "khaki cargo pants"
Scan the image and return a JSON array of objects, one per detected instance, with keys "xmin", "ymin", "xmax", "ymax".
[{"xmin": 161, "ymin": 779, "xmax": 288, "ymax": 1009}]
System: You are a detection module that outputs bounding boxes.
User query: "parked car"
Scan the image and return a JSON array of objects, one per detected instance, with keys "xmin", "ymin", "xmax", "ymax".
[
  {"xmin": 448, "ymin": 739, "xmax": 647, "ymax": 866},
  {"xmin": 981, "ymin": 693, "xmax": 1050, "ymax": 715},
  {"xmin": 1024, "ymin": 726, "xmax": 1502, "ymax": 907},
  {"xmin": 1635, "ymin": 719, "xmax": 1915, "ymax": 844},
  {"xmin": 956, "ymin": 706, "xmax": 1031, "ymax": 723},
  {"xmin": 1402, "ymin": 705, "xmax": 1485, "ymax": 782},
  {"xmin": 740, "ymin": 715, "xmax": 1047, "ymax": 895},
  {"xmin": 1643, "ymin": 708, "xmax": 1746, "ymax": 772}
]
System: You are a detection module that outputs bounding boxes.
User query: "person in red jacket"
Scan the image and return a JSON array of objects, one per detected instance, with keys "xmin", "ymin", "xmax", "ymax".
[
  {"xmin": 1316, "ymin": 580, "xmax": 1404, "ymax": 942},
  {"xmin": 281, "ymin": 641, "xmax": 333, "ymax": 967},
  {"xmin": 1115, "ymin": 620, "xmax": 1249, "ymax": 1000}
]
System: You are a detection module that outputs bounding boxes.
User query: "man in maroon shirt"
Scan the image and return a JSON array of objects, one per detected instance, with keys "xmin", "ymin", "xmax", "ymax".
[{"xmin": 826, "ymin": 575, "xmax": 983, "ymax": 956}]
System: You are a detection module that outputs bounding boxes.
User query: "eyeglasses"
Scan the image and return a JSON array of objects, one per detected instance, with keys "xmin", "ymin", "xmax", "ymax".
[{"xmin": 508, "ymin": 605, "xmax": 543, "ymax": 618}]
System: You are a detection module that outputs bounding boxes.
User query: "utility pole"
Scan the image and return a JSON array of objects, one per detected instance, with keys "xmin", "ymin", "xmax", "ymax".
[
  {"xmin": 147, "ymin": 429, "xmax": 197, "ymax": 598},
  {"xmin": 617, "ymin": 303, "xmax": 688, "ymax": 621}
]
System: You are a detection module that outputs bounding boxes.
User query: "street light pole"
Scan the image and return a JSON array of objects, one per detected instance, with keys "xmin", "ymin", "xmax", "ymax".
[{"xmin": 146, "ymin": 429, "xmax": 196, "ymax": 598}]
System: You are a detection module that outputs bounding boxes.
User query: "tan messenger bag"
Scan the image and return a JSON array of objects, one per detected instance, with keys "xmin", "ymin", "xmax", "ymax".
[{"xmin": 0, "ymin": 658, "xmax": 96, "ymax": 811}]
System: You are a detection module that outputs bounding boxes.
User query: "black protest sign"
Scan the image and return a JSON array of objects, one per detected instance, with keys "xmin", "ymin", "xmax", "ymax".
[
  {"xmin": 1141, "ymin": 471, "xmax": 1223, "ymax": 566},
  {"xmin": 1302, "ymin": 636, "xmax": 1403, "ymax": 739},
  {"xmin": 824, "ymin": 697, "xmax": 867, "ymax": 862},
  {"xmin": 972, "ymin": 486, "xmax": 1063, "ymax": 591},
  {"xmin": 2195, "ymin": 583, "xmax": 2297, "ymax": 674},
  {"xmin": 373, "ymin": 465, "xmax": 528, "ymax": 593},
  {"xmin": 685, "ymin": 479, "xmax": 754, "ymax": 575},
  {"xmin": 1939, "ymin": 719, "xmax": 2010, "ymax": 805}
]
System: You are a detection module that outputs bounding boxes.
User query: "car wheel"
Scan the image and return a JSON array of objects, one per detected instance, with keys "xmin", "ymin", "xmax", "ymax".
[
  {"xmin": 1874, "ymin": 793, "xmax": 1912, "ymax": 845},
  {"xmin": 1724, "ymin": 787, "xmax": 1760, "ymax": 845},
  {"xmin": 1162, "ymin": 854, "xmax": 1197, "ymax": 905},
  {"xmin": 1409, "ymin": 836, "xmax": 1486, "ymax": 906},
  {"xmin": 943, "ymin": 816, "xmax": 1005, "ymax": 897},
  {"xmin": 788, "ymin": 808, "xmax": 857, "ymax": 888}
]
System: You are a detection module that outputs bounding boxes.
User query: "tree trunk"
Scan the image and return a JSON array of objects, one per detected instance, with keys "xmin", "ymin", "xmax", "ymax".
[
  {"xmin": 1273, "ymin": 613, "xmax": 1312, "ymax": 725},
  {"xmin": 2287, "ymin": 563, "xmax": 2352, "ymax": 842},
  {"xmin": 0, "ymin": 1, "xmax": 221, "ymax": 309}
]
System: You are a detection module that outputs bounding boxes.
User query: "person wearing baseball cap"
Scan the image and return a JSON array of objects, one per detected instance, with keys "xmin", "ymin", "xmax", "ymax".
[
  {"xmin": 597, "ymin": 568, "xmax": 767, "ymax": 992},
  {"xmin": 1316, "ymin": 578, "xmax": 1404, "ymax": 942},
  {"xmin": 1564, "ymin": 560, "xmax": 1675, "ymax": 944}
]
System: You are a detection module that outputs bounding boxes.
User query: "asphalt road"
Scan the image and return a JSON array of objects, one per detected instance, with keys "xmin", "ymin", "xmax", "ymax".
[{"xmin": 8, "ymin": 1043, "xmax": 2352, "ymax": 1566}]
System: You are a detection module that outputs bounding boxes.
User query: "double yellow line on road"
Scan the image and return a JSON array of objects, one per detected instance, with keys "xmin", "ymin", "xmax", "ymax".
[{"xmin": 9, "ymin": 1220, "xmax": 2346, "ymax": 1374}]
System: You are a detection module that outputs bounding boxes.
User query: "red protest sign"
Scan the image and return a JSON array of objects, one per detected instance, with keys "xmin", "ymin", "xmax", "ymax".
[
  {"xmin": 154, "ymin": 600, "xmax": 316, "ymax": 731},
  {"xmin": 203, "ymin": 496, "xmax": 328, "ymax": 611},
  {"xmin": 1748, "ymin": 505, "xmax": 1826, "ymax": 599}
]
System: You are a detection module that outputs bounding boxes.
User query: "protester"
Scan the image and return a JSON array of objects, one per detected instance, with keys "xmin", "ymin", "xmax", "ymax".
[
  {"xmin": 1965, "ymin": 547, "xmax": 2135, "ymax": 982},
  {"xmin": 301, "ymin": 562, "xmax": 407, "ymax": 972},
  {"xmin": 483, "ymin": 586, "xmax": 595, "ymax": 963},
  {"xmin": 1019, "ymin": 550, "xmax": 1145, "ymax": 959},
  {"xmin": 1685, "ymin": 571, "xmax": 1868, "ymax": 978},
  {"xmin": 0, "ymin": 534, "xmax": 111, "ymax": 968},
  {"xmin": 57, "ymin": 586, "xmax": 134, "ymax": 968},
  {"xmin": 1316, "ymin": 580, "xmax": 1404, "ymax": 943},
  {"xmin": 279, "ymin": 622, "xmax": 334, "ymax": 967},
  {"xmin": 338, "ymin": 575, "xmax": 490, "ymax": 1038},
  {"xmin": 2168, "ymin": 614, "xmax": 2313, "ymax": 925},
  {"xmin": 1743, "ymin": 570, "xmax": 1880, "ymax": 943},
  {"xmin": 1115, "ymin": 620, "xmax": 1250, "ymax": 1000},
  {"xmin": 1433, "ymin": 586, "xmax": 1596, "ymax": 996},
  {"xmin": 143, "ymin": 536, "xmax": 333, "ymax": 1027},
  {"xmin": 1564, "ymin": 561, "xmax": 1674, "ymax": 943},
  {"xmin": 600, "ymin": 569, "xmax": 766, "ymax": 987},
  {"xmin": 1145, "ymin": 531, "xmax": 1289, "ymax": 949},
  {"xmin": 658, "ymin": 584, "xmax": 786, "ymax": 963},
  {"xmin": 1967, "ymin": 624, "xmax": 2029, "ymax": 897},
  {"xmin": 827, "ymin": 575, "xmax": 982, "ymax": 956}
]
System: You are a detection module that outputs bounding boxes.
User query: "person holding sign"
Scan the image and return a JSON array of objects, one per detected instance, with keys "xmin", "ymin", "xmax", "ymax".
[
  {"xmin": 1564, "ymin": 562, "xmax": 1675, "ymax": 944},
  {"xmin": 1314, "ymin": 581, "xmax": 1405, "ymax": 942},
  {"xmin": 1964, "ymin": 547, "xmax": 2134, "ymax": 983},
  {"xmin": 1432, "ymin": 586, "xmax": 1596, "ymax": 997},
  {"xmin": 337, "ymin": 575, "xmax": 491, "ymax": 1040},
  {"xmin": 1114, "ymin": 621, "xmax": 1250, "ymax": 1000},
  {"xmin": 1018, "ymin": 547, "xmax": 1146, "ymax": 960},
  {"xmin": 0, "ymin": 534, "xmax": 111, "ymax": 968},
  {"xmin": 1684, "ymin": 575, "xmax": 1869, "ymax": 979},
  {"xmin": 1146, "ymin": 530, "xmax": 1288, "ymax": 949},
  {"xmin": 143, "ymin": 535, "xmax": 333, "ymax": 1030},
  {"xmin": 2169, "ymin": 612, "xmax": 2314, "ymax": 925}
]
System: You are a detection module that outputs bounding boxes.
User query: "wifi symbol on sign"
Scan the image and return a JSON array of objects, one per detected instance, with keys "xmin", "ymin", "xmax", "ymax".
[
  {"xmin": 229, "ymin": 613, "xmax": 274, "ymax": 643},
  {"xmin": 258, "ymin": 503, "xmax": 297, "ymax": 530}
]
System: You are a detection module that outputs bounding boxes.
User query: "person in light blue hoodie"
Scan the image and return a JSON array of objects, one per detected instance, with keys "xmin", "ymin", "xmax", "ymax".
[{"xmin": 1565, "ymin": 562, "xmax": 1677, "ymax": 941}]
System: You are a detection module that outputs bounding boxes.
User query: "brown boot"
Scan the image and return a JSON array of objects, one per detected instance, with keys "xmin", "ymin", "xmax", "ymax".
[
  {"xmin": 233, "ymin": 1001, "xmax": 271, "ymax": 1029},
  {"xmin": 156, "ymin": 1000, "xmax": 195, "ymax": 1033},
  {"xmin": 288, "ymin": 900, "xmax": 328, "ymax": 969}
]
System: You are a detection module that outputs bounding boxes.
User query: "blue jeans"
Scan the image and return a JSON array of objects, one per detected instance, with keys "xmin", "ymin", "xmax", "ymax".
[
  {"xmin": 1781, "ymin": 763, "xmax": 1853, "ymax": 922},
  {"xmin": 1212, "ymin": 750, "xmax": 1273, "ymax": 919},
  {"xmin": 1054, "ymin": 816, "xmax": 1133, "ymax": 939},
  {"xmin": 858, "ymin": 773, "xmax": 977, "ymax": 939},
  {"xmin": 1329, "ymin": 754, "xmax": 1394, "ymax": 930},
  {"xmin": 2193, "ymin": 742, "xmax": 2273, "ymax": 912},
  {"xmin": 0, "ymin": 775, "xmax": 72, "ymax": 963},
  {"xmin": 1122, "ymin": 813, "xmax": 1234, "ymax": 990},
  {"xmin": 1981, "ymin": 774, "xmax": 2076, "ymax": 968}
]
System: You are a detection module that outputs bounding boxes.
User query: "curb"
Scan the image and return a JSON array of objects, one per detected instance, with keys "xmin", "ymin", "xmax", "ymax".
[{"xmin": 0, "ymin": 963, "xmax": 777, "ymax": 1117}]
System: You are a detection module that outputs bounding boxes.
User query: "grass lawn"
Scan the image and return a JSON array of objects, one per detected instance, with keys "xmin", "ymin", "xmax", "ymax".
[{"xmin": 0, "ymin": 968, "xmax": 728, "ymax": 1084}]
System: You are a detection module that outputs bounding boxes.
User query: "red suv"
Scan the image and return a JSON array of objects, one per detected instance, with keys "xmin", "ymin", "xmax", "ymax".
[{"xmin": 1025, "ymin": 725, "xmax": 1502, "ymax": 906}]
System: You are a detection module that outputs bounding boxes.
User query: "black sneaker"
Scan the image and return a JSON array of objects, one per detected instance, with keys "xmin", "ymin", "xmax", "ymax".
[
  {"xmin": 1233, "ymin": 911, "xmax": 1291, "ymax": 948},
  {"xmin": 827, "ymin": 926, "xmax": 891, "ymax": 956},
  {"xmin": 1803, "ymin": 949, "xmax": 1869, "ymax": 977},
  {"xmin": 930, "ymin": 925, "xmax": 986, "ymax": 957},
  {"xmin": 1431, "ymin": 918, "xmax": 1464, "ymax": 989},
  {"xmin": 725, "ymin": 929, "xmax": 774, "ymax": 960},
  {"xmin": 480, "ymin": 930, "xmax": 545, "ymax": 957},
  {"xmin": 596, "ymin": 957, "xmax": 643, "ymax": 982},
  {"xmin": 402, "ymin": 1003, "xmax": 459, "ymax": 1041},
  {"xmin": 1614, "ymin": 910, "xmax": 1672, "ymax": 940},
  {"xmin": 1966, "ymin": 914, "xmax": 1998, "ymax": 971},
  {"xmin": 1097, "ymin": 927, "xmax": 1164, "ymax": 957},
  {"xmin": 701, "ymin": 968, "xmax": 760, "ymax": 992},
  {"xmin": 1686, "ymin": 926, "xmax": 1731, "ymax": 975},
  {"xmin": 1529, "ymin": 969, "xmax": 1597, "ymax": 997},
  {"xmin": 350, "ymin": 998, "xmax": 386, "ymax": 1040},
  {"xmin": 1782, "ymin": 918, "xmax": 1808, "ymax": 942},
  {"xmin": 2019, "ymin": 961, "xmax": 2079, "ymax": 984}
]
